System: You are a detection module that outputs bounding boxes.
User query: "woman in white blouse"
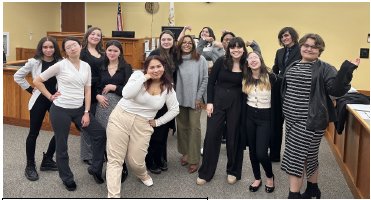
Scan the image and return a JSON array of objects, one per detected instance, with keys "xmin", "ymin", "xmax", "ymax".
[
  {"xmin": 33, "ymin": 37, "xmax": 106, "ymax": 191},
  {"xmin": 106, "ymin": 55, "xmax": 179, "ymax": 198}
]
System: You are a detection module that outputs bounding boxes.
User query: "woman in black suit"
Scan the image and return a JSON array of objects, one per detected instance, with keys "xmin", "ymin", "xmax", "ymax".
[{"xmin": 270, "ymin": 27, "xmax": 301, "ymax": 162}]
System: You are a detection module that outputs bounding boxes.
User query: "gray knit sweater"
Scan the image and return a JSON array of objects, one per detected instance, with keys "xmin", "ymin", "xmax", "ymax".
[{"xmin": 176, "ymin": 54, "xmax": 208, "ymax": 109}]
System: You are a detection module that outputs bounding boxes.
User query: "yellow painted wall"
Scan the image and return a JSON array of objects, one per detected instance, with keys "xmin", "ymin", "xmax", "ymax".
[
  {"xmin": 86, "ymin": 2, "xmax": 169, "ymax": 38},
  {"xmin": 3, "ymin": 2, "xmax": 60, "ymax": 60},
  {"xmin": 3, "ymin": 2, "xmax": 370, "ymax": 89}
]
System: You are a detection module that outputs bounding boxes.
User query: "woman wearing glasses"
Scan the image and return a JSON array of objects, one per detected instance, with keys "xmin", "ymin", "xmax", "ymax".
[
  {"xmin": 281, "ymin": 33, "xmax": 360, "ymax": 198},
  {"xmin": 175, "ymin": 35, "xmax": 208, "ymax": 173},
  {"xmin": 33, "ymin": 37, "xmax": 106, "ymax": 191}
]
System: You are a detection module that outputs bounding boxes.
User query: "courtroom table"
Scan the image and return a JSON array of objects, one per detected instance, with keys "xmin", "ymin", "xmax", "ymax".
[
  {"xmin": 3, "ymin": 66, "xmax": 79, "ymax": 135},
  {"xmin": 325, "ymin": 103, "xmax": 370, "ymax": 199}
]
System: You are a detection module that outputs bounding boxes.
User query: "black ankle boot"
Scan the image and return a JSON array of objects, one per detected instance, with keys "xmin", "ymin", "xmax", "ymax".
[
  {"xmin": 302, "ymin": 181, "xmax": 321, "ymax": 199},
  {"xmin": 288, "ymin": 191, "xmax": 302, "ymax": 199},
  {"xmin": 25, "ymin": 160, "xmax": 39, "ymax": 181},
  {"xmin": 40, "ymin": 152, "xmax": 58, "ymax": 171}
]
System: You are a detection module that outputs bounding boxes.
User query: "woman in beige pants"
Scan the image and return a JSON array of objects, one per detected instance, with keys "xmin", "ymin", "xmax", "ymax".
[{"xmin": 106, "ymin": 55, "xmax": 179, "ymax": 198}]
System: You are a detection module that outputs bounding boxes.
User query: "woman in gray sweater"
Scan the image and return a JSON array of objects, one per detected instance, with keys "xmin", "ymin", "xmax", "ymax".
[{"xmin": 175, "ymin": 35, "xmax": 208, "ymax": 173}]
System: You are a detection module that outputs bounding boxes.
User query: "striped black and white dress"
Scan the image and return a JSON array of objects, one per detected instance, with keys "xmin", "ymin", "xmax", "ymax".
[{"xmin": 281, "ymin": 61, "xmax": 324, "ymax": 178}]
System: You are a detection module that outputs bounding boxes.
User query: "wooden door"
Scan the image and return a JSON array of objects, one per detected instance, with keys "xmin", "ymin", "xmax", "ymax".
[{"xmin": 61, "ymin": 2, "xmax": 85, "ymax": 32}]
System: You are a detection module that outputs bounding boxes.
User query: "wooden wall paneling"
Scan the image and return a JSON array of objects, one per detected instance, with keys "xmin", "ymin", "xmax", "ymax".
[
  {"xmin": 344, "ymin": 114, "xmax": 361, "ymax": 183},
  {"xmin": 19, "ymin": 76, "xmax": 32, "ymax": 122},
  {"xmin": 356, "ymin": 126, "xmax": 370, "ymax": 198},
  {"xmin": 334, "ymin": 122, "xmax": 346, "ymax": 160},
  {"xmin": 3, "ymin": 70, "xmax": 20, "ymax": 120},
  {"xmin": 16, "ymin": 48, "xmax": 36, "ymax": 60}
]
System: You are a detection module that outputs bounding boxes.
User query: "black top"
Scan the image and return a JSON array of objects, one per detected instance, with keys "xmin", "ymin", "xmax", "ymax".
[
  {"xmin": 80, "ymin": 48, "xmax": 105, "ymax": 103},
  {"xmin": 96, "ymin": 63, "xmax": 133, "ymax": 97},
  {"xmin": 272, "ymin": 43, "xmax": 301, "ymax": 77},
  {"xmin": 207, "ymin": 56, "xmax": 242, "ymax": 103},
  {"xmin": 42, "ymin": 60, "xmax": 58, "ymax": 94}
]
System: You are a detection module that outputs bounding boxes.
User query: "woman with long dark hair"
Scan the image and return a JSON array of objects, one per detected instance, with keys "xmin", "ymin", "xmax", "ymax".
[
  {"xmin": 197, "ymin": 37, "xmax": 247, "ymax": 185},
  {"xmin": 145, "ymin": 30, "xmax": 178, "ymax": 174},
  {"xmin": 80, "ymin": 27, "xmax": 105, "ymax": 165},
  {"xmin": 95, "ymin": 40, "xmax": 132, "ymax": 183},
  {"xmin": 106, "ymin": 55, "xmax": 179, "ymax": 198},
  {"xmin": 14, "ymin": 36, "xmax": 62, "ymax": 181}
]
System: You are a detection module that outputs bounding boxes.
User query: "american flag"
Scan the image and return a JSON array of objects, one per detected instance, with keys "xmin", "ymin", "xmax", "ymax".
[{"xmin": 117, "ymin": 3, "xmax": 123, "ymax": 31}]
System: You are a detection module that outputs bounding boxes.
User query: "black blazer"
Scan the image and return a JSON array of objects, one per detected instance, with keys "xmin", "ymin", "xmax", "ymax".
[{"xmin": 272, "ymin": 43, "xmax": 301, "ymax": 77}]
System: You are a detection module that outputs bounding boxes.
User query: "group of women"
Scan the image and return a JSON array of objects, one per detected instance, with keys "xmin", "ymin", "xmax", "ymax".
[{"xmin": 14, "ymin": 25, "xmax": 360, "ymax": 199}]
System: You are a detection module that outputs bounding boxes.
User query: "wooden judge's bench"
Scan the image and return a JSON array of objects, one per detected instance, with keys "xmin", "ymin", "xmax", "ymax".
[
  {"xmin": 3, "ymin": 31, "xmax": 148, "ymax": 135},
  {"xmin": 47, "ymin": 32, "xmax": 146, "ymax": 69}
]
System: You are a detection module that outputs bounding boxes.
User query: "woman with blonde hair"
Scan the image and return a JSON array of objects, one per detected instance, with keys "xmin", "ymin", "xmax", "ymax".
[{"xmin": 240, "ymin": 51, "xmax": 282, "ymax": 193}]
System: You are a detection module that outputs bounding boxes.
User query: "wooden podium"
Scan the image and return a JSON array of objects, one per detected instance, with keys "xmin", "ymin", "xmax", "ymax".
[{"xmin": 47, "ymin": 32, "xmax": 145, "ymax": 69}]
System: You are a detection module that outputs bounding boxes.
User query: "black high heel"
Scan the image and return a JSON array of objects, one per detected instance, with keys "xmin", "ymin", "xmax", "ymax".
[
  {"xmin": 249, "ymin": 180, "xmax": 262, "ymax": 192},
  {"xmin": 265, "ymin": 175, "xmax": 275, "ymax": 193},
  {"xmin": 302, "ymin": 181, "xmax": 321, "ymax": 199}
]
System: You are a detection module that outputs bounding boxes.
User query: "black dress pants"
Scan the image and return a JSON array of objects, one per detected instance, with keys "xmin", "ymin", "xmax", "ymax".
[
  {"xmin": 50, "ymin": 104, "xmax": 106, "ymax": 183},
  {"xmin": 246, "ymin": 105, "xmax": 273, "ymax": 180},
  {"xmin": 27, "ymin": 95, "xmax": 55, "ymax": 161},
  {"xmin": 145, "ymin": 105, "xmax": 171, "ymax": 169},
  {"xmin": 198, "ymin": 89, "xmax": 243, "ymax": 181}
]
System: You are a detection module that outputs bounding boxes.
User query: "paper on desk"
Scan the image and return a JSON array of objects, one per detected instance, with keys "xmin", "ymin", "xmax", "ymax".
[
  {"xmin": 348, "ymin": 104, "xmax": 370, "ymax": 112},
  {"xmin": 357, "ymin": 111, "xmax": 370, "ymax": 120}
]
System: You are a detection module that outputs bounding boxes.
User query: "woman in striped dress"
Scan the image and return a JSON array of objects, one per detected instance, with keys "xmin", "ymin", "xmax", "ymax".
[{"xmin": 281, "ymin": 33, "xmax": 360, "ymax": 199}]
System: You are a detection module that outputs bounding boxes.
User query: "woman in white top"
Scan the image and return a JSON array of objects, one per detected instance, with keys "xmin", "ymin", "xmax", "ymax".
[
  {"xmin": 106, "ymin": 55, "xmax": 179, "ymax": 198},
  {"xmin": 33, "ymin": 37, "xmax": 106, "ymax": 191},
  {"xmin": 14, "ymin": 36, "xmax": 62, "ymax": 181}
]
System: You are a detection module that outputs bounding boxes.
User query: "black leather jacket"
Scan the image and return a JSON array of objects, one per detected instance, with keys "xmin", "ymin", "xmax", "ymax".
[{"xmin": 281, "ymin": 59, "xmax": 357, "ymax": 131}]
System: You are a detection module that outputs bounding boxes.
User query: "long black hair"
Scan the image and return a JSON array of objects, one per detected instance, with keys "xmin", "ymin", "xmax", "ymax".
[
  {"xmin": 143, "ymin": 55, "xmax": 173, "ymax": 94},
  {"xmin": 81, "ymin": 27, "xmax": 105, "ymax": 54},
  {"xmin": 34, "ymin": 36, "xmax": 62, "ymax": 61},
  {"xmin": 198, "ymin": 27, "xmax": 216, "ymax": 40},
  {"xmin": 102, "ymin": 40, "xmax": 129, "ymax": 71},
  {"xmin": 159, "ymin": 30, "xmax": 177, "ymax": 72},
  {"xmin": 176, "ymin": 35, "xmax": 200, "ymax": 65},
  {"xmin": 224, "ymin": 37, "xmax": 247, "ymax": 71}
]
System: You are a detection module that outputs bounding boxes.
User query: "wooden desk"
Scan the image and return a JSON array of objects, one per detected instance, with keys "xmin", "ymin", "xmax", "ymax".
[
  {"xmin": 325, "ymin": 104, "xmax": 370, "ymax": 198},
  {"xmin": 47, "ymin": 33, "xmax": 145, "ymax": 69},
  {"xmin": 3, "ymin": 66, "xmax": 79, "ymax": 135}
]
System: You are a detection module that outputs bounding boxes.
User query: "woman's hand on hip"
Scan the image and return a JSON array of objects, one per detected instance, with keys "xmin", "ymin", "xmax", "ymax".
[
  {"xmin": 49, "ymin": 91, "xmax": 61, "ymax": 101},
  {"xmin": 149, "ymin": 119, "xmax": 156, "ymax": 127}
]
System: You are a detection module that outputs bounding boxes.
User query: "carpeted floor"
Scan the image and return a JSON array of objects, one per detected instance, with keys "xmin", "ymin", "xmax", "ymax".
[{"xmin": 2, "ymin": 111, "xmax": 354, "ymax": 198}]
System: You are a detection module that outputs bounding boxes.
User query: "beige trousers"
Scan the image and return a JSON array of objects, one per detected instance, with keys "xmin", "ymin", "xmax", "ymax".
[
  {"xmin": 106, "ymin": 106, "xmax": 154, "ymax": 198},
  {"xmin": 176, "ymin": 106, "xmax": 201, "ymax": 164}
]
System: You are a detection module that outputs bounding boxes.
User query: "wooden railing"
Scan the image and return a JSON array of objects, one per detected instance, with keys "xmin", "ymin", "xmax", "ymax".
[{"xmin": 325, "ymin": 91, "xmax": 370, "ymax": 199}]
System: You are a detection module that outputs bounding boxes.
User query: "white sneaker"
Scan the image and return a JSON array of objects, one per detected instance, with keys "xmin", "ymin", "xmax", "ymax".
[
  {"xmin": 227, "ymin": 175, "xmax": 237, "ymax": 184},
  {"xmin": 141, "ymin": 176, "xmax": 153, "ymax": 187},
  {"xmin": 196, "ymin": 177, "xmax": 206, "ymax": 185}
]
